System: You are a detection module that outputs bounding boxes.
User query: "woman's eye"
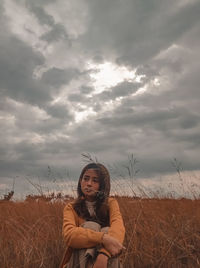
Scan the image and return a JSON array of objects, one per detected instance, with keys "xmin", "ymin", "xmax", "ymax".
[{"xmin": 93, "ymin": 179, "xmax": 99, "ymax": 183}]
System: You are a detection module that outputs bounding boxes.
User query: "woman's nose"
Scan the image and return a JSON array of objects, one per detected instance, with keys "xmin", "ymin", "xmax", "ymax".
[{"xmin": 86, "ymin": 179, "xmax": 92, "ymax": 186}]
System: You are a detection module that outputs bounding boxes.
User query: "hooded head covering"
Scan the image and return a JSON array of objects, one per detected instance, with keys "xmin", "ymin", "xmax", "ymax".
[{"xmin": 77, "ymin": 163, "xmax": 110, "ymax": 200}]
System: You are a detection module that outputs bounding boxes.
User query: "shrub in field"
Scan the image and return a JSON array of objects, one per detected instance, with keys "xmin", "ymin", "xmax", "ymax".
[{"xmin": 0, "ymin": 196, "xmax": 200, "ymax": 267}]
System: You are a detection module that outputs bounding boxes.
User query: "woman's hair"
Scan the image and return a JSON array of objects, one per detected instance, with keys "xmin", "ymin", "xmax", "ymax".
[{"xmin": 72, "ymin": 163, "xmax": 110, "ymax": 227}]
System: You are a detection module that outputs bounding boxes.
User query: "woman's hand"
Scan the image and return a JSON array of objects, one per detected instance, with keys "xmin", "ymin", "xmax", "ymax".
[
  {"xmin": 102, "ymin": 234, "xmax": 125, "ymax": 257},
  {"xmin": 93, "ymin": 253, "xmax": 108, "ymax": 268}
]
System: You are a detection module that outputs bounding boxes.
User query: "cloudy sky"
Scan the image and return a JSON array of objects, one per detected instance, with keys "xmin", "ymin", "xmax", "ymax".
[{"xmin": 1, "ymin": 0, "xmax": 200, "ymax": 197}]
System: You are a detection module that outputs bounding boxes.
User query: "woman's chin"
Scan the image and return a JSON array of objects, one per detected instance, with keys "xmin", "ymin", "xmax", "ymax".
[{"xmin": 84, "ymin": 193, "xmax": 96, "ymax": 201}]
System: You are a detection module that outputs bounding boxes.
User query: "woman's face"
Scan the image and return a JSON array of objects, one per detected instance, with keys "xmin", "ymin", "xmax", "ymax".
[{"xmin": 80, "ymin": 169, "xmax": 100, "ymax": 201}]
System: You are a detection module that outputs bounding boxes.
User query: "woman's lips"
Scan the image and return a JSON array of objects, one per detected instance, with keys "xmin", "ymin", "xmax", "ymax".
[{"xmin": 84, "ymin": 188, "xmax": 93, "ymax": 193}]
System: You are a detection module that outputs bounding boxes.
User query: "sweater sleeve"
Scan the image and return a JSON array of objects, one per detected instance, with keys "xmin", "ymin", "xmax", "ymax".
[
  {"xmin": 63, "ymin": 202, "xmax": 104, "ymax": 248},
  {"xmin": 98, "ymin": 198, "xmax": 125, "ymax": 257},
  {"xmin": 107, "ymin": 198, "xmax": 125, "ymax": 243}
]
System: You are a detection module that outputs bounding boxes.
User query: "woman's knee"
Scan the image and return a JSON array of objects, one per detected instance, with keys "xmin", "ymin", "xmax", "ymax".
[
  {"xmin": 101, "ymin": 226, "xmax": 109, "ymax": 233},
  {"xmin": 81, "ymin": 221, "xmax": 101, "ymax": 231}
]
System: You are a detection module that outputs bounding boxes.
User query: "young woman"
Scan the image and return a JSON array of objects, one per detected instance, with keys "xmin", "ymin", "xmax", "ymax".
[{"xmin": 60, "ymin": 163, "xmax": 125, "ymax": 268}]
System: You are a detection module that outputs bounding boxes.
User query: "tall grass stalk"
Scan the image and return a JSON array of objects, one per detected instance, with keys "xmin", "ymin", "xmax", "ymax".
[{"xmin": 1, "ymin": 195, "xmax": 200, "ymax": 267}]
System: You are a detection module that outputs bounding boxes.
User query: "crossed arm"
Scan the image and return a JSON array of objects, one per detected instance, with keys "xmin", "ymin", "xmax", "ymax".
[
  {"xmin": 63, "ymin": 198, "xmax": 125, "ymax": 267},
  {"xmin": 93, "ymin": 232, "xmax": 125, "ymax": 268}
]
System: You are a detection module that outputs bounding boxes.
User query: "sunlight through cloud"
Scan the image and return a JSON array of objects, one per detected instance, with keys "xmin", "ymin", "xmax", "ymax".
[
  {"xmin": 87, "ymin": 61, "xmax": 136, "ymax": 94},
  {"xmin": 74, "ymin": 108, "xmax": 97, "ymax": 123}
]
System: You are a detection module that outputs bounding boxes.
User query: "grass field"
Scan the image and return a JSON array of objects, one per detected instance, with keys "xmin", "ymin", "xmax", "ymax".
[{"xmin": 0, "ymin": 195, "xmax": 200, "ymax": 268}]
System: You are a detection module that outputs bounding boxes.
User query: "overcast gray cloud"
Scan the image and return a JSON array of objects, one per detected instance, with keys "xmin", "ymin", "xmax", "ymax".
[{"xmin": 0, "ymin": 0, "xmax": 200, "ymax": 198}]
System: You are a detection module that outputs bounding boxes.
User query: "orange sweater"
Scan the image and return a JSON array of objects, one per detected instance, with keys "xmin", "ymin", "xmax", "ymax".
[{"xmin": 60, "ymin": 197, "xmax": 125, "ymax": 267}]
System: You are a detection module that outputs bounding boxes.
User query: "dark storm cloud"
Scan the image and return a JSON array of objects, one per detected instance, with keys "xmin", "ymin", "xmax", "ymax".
[
  {"xmin": 97, "ymin": 86, "xmax": 200, "ymax": 145},
  {"xmin": 45, "ymin": 103, "xmax": 73, "ymax": 120},
  {"xmin": 179, "ymin": 116, "xmax": 199, "ymax": 129},
  {"xmin": 97, "ymin": 107, "xmax": 179, "ymax": 128},
  {"xmin": 80, "ymin": 86, "xmax": 94, "ymax": 94},
  {"xmin": 64, "ymin": 114, "xmax": 200, "ymax": 177},
  {"xmin": 67, "ymin": 81, "xmax": 142, "ymax": 115},
  {"xmin": 81, "ymin": 0, "xmax": 200, "ymax": 67},
  {"xmin": 0, "ymin": 1, "xmax": 82, "ymax": 105},
  {"xmin": 0, "ymin": 34, "xmax": 49, "ymax": 105},
  {"xmin": 68, "ymin": 93, "xmax": 86, "ymax": 103},
  {"xmin": 97, "ymin": 81, "xmax": 141, "ymax": 101},
  {"xmin": 41, "ymin": 67, "xmax": 80, "ymax": 88},
  {"xmin": 16, "ymin": 117, "xmax": 66, "ymax": 134},
  {"xmin": 1, "ymin": 0, "xmax": 200, "ymax": 198},
  {"xmin": 0, "ymin": 15, "xmax": 78, "ymax": 120},
  {"xmin": 136, "ymin": 65, "xmax": 158, "ymax": 80},
  {"xmin": 0, "ymin": 33, "xmax": 76, "ymax": 114},
  {"xmin": 0, "ymin": 9, "xmax": 47, "ymax": 105},
  {"xmin": 41, "ymin": 24, "xmax": 68, "ymax": 42},
  {"xmin": 26, "ymin": 1, "xmax": 55, "ymax": 26},
  {"xmin": 27, "ymin": 2, "xmax": 70, "ymax": 43},
  {"xmin": 0, "ymin": 137, "xmax": 45, "ymax": 178}
]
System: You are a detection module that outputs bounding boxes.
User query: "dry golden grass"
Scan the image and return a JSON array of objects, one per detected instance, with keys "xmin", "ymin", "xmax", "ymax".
[
  {"xmin": 0, "ymin": 200, "xmax": 64, "ymax": 268},
  {"xmin": 118, "ymin": 197, "xmax": 200, "ymax": 267},
  {"xmin": 0, "ymin": 196, "xmax": 200, "ymax": 268}
]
